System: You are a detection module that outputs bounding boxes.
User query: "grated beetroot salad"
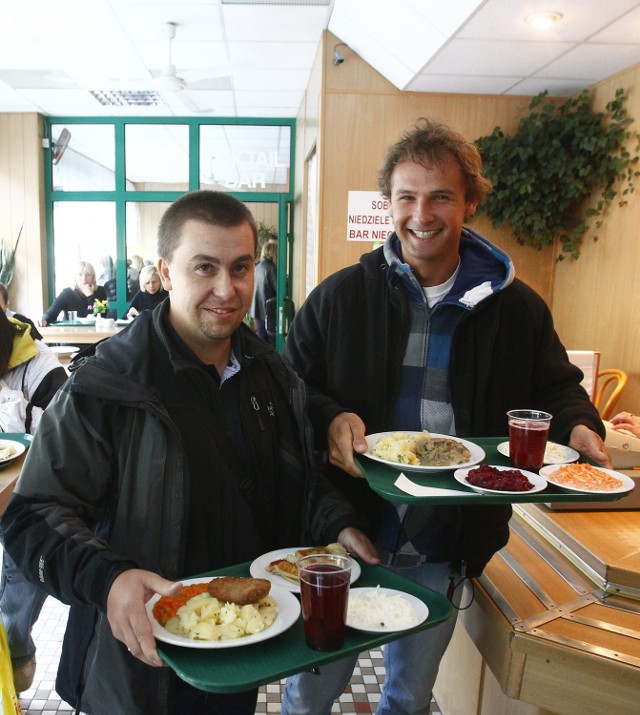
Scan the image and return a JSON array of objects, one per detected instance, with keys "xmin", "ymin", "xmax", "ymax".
[{"xmin": 466, "ymin": 465, "xmax": 533, "ymax": 491}]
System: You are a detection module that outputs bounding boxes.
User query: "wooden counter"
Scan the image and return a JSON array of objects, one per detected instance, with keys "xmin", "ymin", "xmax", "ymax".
[{"xmin": 434, "ymin": 505, "xmax": 640, "ymax": 714}]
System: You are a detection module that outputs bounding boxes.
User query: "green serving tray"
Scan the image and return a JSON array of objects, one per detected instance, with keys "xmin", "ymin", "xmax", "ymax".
[
  {"xmin": 357, "ymin": 436, "xmax": 630, "ymax": 505},
  {"xmin": 157, "ymin": 561, "xmax": 451, "ymax": 693}
]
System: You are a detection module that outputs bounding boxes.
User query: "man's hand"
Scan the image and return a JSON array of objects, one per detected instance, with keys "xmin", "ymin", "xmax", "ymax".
[
  {"xmin": 327, "ymin": 412, "xmax": 368, "ymax": 478},
  {"xmin": 569, "ymin": 425, "xmax": 611, "ymax": 467},
  {"xmin": 337, "ymin": 527, "xmax": 380, "ymax": 566},
  {"xmin": 107, "ymin": 568, "xmax": 183, "ymax": 667}
]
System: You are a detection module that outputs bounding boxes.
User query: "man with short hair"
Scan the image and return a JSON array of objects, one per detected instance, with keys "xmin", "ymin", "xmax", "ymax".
[
  {"xmin": 2, "ymin": 190, "xmax": 376, "ymax": 715},
  {"xmin": 281, "ymin": 118, "xmax": 609, "ymax": 715}
]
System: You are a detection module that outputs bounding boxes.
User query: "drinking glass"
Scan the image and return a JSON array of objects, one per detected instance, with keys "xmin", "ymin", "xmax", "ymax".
[
  {"xmin": 298, "ymin": 553, "xmax": 351, "ymax": 651},
  {"xmin": 507, "ymin": 409, "xmax": 552, "ymax": 471}
]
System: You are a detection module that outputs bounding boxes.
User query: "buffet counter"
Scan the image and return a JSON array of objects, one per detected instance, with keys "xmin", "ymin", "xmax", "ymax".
[{"xmin": 434, "ymin": 503, "xmax": 640, "ymax": 715}]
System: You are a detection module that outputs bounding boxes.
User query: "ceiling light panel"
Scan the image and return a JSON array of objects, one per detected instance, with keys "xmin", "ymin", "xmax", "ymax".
[
  {"xmin": 222, "ymin": 1, "xmax": 330, "ymax": 5},
  {"xmin": 456, "ymin": 0, "xmax": 640, "ymax": 41},
  {"xmin": 222, "ymin": 4, "xmax": 329, "ymax": 41}
]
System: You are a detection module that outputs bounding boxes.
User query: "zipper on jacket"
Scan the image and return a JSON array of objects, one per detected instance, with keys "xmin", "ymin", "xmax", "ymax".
[{"xmin": 250, "ymin": 393, "xmax": 270, "ymax": 431}]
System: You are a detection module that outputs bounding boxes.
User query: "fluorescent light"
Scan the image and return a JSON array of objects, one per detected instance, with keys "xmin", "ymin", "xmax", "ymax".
[{"xmin": 525, "ymin": 12, "xmax": 564, "ymax": 30}]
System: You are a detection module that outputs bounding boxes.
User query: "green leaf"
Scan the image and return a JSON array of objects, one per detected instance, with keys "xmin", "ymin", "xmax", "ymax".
[{"xmin": 0, "ymin": 226, "xmax": 22, "ymax": 286}]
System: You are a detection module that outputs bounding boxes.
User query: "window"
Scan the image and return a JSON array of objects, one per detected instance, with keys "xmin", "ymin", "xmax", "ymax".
[{"xmin": 45, "ymin": 117, "xmax": 294, "ymax": 322}]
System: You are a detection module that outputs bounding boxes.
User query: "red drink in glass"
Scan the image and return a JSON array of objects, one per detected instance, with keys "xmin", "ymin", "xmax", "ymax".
[
  {"xmin": 507, "ymin": 410, "xmax": 552, "ymax": 471},
  {"xmin": 298, "ymin": 555, "xmax": 351, "ymax": 651}
]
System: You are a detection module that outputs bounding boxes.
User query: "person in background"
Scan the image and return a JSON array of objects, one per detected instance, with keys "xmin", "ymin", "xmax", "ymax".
[
  {"xmin": 610, "ymin": 411, "xmax": 640, "ymax": 438},
  {"xmin": 0, "ymin": 283, "xmax": 42, "ymax": 341},
  {"xmin": 1, "ymin": 190, "xmax": 376, "ymax": 715},
  {"xmin": 97, "ymin": 255, "xmax": 114, "ymax": 286},
  {"xmin": 0, "ymin": 310, "xmax": 67, "ymax": 693},
  {"xmin": 251, "ymin": 236, "xmax": 278, "ymax": 345},
  {"xmin": 281, "ymin": 117, "xmax": 609, "ymax": 715},
  {"xmin": 127, "ymin": 254, "xmax": 144, "ymax": 300},
  {"xmin": 124, "ymin": 264, "xmax": 167, "ymax": 319},
  {"xmin": 38, "ymin": 261, "xmax": 107, "ymax": 326}
]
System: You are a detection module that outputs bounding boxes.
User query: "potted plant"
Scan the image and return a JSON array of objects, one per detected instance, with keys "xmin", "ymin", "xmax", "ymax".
[
  {"xmin": 0, "ymin": 226, "xmax": 22, "ymax": 286},
  {"xmin": 93, "ymin": 298, "xmax": 108, "ymax": 325},
  {"xmin": 474, "ymin": 88, "xmax": 640, "ymax": 260}
]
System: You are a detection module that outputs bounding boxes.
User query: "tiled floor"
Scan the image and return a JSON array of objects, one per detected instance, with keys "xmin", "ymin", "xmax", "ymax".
[{"xmin": 15, "ymin": 596, "xmax": 443, "ymax": 714}]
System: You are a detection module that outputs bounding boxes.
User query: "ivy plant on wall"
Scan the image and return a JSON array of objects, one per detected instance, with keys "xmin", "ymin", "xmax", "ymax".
[{"xmin": 474, "ymin": 88, "xmax": 640, "ymax": 260}]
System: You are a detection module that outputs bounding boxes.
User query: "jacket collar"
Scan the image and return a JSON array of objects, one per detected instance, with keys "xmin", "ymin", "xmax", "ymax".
[{"xmin": 381, "ymin": 227, "xmax": 515, "ymax": 308}]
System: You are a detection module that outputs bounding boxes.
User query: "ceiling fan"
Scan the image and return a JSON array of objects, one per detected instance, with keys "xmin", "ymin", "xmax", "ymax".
[{"xmin": 151, "ymin": 22, "xmax": 220, "ymax": 113}]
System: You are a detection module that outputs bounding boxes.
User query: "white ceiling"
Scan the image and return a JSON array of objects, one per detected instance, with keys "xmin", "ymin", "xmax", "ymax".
[{"xmin": 1, "ymin": 0, "xmax": 640, "ymax": 119}]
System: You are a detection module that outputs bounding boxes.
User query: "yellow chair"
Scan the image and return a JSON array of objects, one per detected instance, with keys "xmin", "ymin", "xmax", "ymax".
[{"xmin": 593, "ymin": 369, "xmax": 628, "ymax": 420}]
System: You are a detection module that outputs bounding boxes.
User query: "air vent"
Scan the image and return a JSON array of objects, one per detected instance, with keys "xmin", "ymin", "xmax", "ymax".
[{"xmin": 90, "ymin": 90, "xmax": 164, "ymax": 107}]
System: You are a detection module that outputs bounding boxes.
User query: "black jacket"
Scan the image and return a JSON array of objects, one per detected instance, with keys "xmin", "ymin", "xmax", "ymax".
[
  {"xmin": 3, "ymin": 301, "xmax": 367, "ymax": 714},
  {"xmin": 284, "ymin": 238, "xmax": 604, "ymax": 577}
]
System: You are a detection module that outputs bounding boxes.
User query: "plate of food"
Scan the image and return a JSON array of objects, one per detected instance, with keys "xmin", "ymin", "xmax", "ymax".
[
  {"xmin": 363, "ymin": 431, "xmax": 485, "ymax": 472},
  {"xmin": 346, "ymin": 587, "xmax": 428, "ymax": 633},
  {"xmin": 454, "ymin": 464, "xmax": 548, "ymax": 495},
  {"xmin": 250, "ymin": 544, "xmax": 361, "ymax": 593},
  {"xmin": 0, "ymin": 439, "xmax": 26, "ymax": 467},
  {"xmin": 539, "ymin": 463, "xmax": 635, "ymax": 494},
  {"xmin": 147, "ymin": 576, "xmax": 300, "ymax": 649},
  {"xmin": 497, "ymin": 441, "xmax": 579, "ymax": 465}
]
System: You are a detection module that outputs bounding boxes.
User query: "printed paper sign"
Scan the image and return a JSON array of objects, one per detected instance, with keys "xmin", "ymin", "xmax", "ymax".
[{"xmin": 347, "ymin": 191, "xmax": 393, "ymax": 242}]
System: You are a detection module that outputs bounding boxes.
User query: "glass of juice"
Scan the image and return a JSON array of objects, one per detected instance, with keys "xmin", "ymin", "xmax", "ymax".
[
  {"xmin": 298, "ymin": 553, "xmax": 351, "ymax": 651},
  {"xmin": 507, "ymin": 409, "xmax": 552, "ymax": 471}
]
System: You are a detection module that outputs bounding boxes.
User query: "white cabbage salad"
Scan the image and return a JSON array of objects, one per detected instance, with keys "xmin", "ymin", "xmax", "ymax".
[{"xmin": 347, "ymin": 587, "xmax": 418, "ymax": 630}]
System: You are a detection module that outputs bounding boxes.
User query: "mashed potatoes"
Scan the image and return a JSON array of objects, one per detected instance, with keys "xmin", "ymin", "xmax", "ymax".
[
  {"xmin": 371, "ymin": 432, "xmax": 426, "ymax": 465},
  {"xmin": 371, "ymin": 431, "xmax": 471, "ymax": 467},
  {"xmin": 0, "ymin": 445, "xmax": 17, "ymax": 461},
  {"xmin": 164, "ymin": 592, "xmax": 278, "ymax": 641}
]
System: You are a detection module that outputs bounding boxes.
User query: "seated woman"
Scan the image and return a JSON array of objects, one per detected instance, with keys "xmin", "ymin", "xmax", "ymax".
[
  {"xmin": 38, "ymin": 261, "xmax": 107, "ymax": 327},
  {"xmin": 0, "ymin": 310, "xmax": 68, "ymax": 693},
  {"xmin": 124, "ymin": 264, "xmax": 166, "ymax": 319}
]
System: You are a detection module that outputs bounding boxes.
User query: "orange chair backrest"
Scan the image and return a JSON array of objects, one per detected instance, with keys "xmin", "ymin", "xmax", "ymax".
[{"xmin": 594, "ymin": 369, "xmax": 628, "ymax": 420}]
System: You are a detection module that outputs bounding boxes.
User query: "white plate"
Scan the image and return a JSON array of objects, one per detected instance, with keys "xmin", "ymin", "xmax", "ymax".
[
  {"xmin": 249, "ymin": 547, "xmax": 361, "ymax": 593},
  {"xmin": 363, "ymin": 432, "xmax": 485, "ymax": 472},
  {"xmin": 539, "ymin": 465, "xmax": 635, "ymax": 494},
  {"xmin": 147, "ymin": 577, "xmax": 300, "ymax": 649},
  {"xmin": 454, "ymin": 465, "xmax": 548, "ymax": 495},
  {"xmin": 497, "ymin": 441, "xmax": 579, "ymax": 465},
  {"xmin": 0, "ymin": 439, "xmax": 26, "ymax": 465},
  {"xmin": 77, "ymin": 316, "xmax": 96, "ymax": 325},
  {"xmin": 346, "ymin": 587, "xmax": 429, "ymax": 633}
]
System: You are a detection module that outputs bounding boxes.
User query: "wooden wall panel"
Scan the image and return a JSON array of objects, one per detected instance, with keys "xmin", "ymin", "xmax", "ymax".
[
  {"xmin": 292, "ymin": 37, "xmax": 324, "ymax": 300},
  {"xmin": 0, "ymin": 113, "xmax": 47, "ymax": 321},
  {"xmin": 551, "ymin": 64, "xmax": 640, "ymax": 414}
]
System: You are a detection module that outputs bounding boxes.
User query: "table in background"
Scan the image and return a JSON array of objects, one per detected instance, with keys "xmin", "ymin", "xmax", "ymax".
[
  {"xmin": 39, "ymin": 322, "xmax": 125, "ymax": 345},
  {"xmin": 158, "ymin": 561, "xmax": 451, "ymax": 693}
]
